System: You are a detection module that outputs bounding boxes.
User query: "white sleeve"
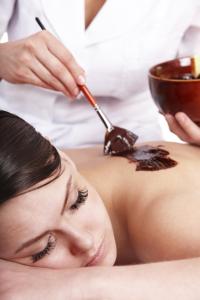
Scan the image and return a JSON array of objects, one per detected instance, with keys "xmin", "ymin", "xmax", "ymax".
[
  {"xmin": 178, "ymin": 2, "xmax": 200, "ymax": 56},
  {"xmin": 0, "ymin": 0, "xmax": 16, "ymax": 38}
]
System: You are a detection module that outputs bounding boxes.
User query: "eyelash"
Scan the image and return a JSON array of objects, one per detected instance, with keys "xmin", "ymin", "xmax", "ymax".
[
  {"xmin": 31, "ymin": 233, "xmax": 56, "ymax": 263},
  {"xmin": 31, "ymin": 189, "xmax": 88, "ymax": 263},
  {"xmin": 70, "ymin": 189, "xmax": 88, "ymax": 210}
]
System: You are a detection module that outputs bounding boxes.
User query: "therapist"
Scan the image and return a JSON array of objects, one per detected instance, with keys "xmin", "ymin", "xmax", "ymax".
[{"xmin": 0, "ymin": 0, "xmax": 200, "ymax": 148}]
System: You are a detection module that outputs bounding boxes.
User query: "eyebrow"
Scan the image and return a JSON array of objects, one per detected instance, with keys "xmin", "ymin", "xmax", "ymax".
[
  {"xmin": 15, "ymin": 174, "xmax": 72, "ymax": 254},
  {"xmin": 60, "ymin": 174, "xmax": 72, "ymax": 215}
]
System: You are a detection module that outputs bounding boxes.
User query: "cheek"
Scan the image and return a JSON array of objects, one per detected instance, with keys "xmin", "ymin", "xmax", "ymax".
[
  {"xmin": 86, "ymin": 188, "xmax": 111, "ymax": 231},
  {"xmin": 0, "ymin": 238, "xmax": 13, "ymax": 258},
  {"xmin": 0, "ymin": 217, "xmax": 31, "ymax": 259}
]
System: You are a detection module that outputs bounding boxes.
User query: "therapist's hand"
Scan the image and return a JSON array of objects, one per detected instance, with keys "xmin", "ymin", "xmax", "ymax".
[
  {"xmin": 0, "ymin": 31, "xmax": 85, "ymax": 98},
  {"xmin": 165, "ymin": 112, "xmax": 200, "ymax": 146}
]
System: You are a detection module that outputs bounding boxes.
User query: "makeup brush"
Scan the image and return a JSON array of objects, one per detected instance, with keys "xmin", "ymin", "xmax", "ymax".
[{"xmin": 35, "ymin": 17, "xmax": 138, "ymax": 155}]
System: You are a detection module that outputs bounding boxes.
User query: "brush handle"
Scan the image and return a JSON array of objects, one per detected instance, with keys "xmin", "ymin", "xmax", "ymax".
[
  {"xmin": 79, "ymin": 85, "xmax": 97, "ymax": 106},
  {"xmin": 35, "ymin": 17, "xmax": 45, "ymax": 30},
  {"xmin": 79, "ymin": 85, "xmax": 113, "ymax": 131},
  {"xmin": 35, "ymin": 17, "xmax": 113, "ymax": 132},
  {"xmin": 93, "ymin": 104, "xmax": 114, "ymax": 132}
]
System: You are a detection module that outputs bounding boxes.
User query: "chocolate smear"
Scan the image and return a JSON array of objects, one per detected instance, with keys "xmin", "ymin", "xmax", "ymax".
[
  {"xmin": 122, "ymin": 145, "xmax": 177, "ymax": 171},
  {"xmin": 104, "ymin": 126, "xmax": 177, "ymax": 171}
]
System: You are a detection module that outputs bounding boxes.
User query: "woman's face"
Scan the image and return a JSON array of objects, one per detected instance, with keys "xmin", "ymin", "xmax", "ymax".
[{"xmin": 0, "ymin": 153, "xmax": 117, "ymax": 268}]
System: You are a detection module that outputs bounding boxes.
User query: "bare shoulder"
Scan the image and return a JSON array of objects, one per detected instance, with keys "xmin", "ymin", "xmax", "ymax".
[
  {"xmin": 129, "ymin": 189, "xmax": 200, "ymax": 263},
  {"xmin": 64, "ymin": 141, "xmax": 200, "ymax": 187},
  {"xmin": 64, "ymin": 146, "xmax": 104, "ymax": 167},
  {"xmin": 64, "ymin": 145, "xmax": 131, "ymax": 174},
  {"xmin": 64, "ymin": 141, "xmax": 200, "ymax": 166},
  {"xmin": 64, "ymin": 142, "xmax": 200, "ymax": 191},
  {"xmin": 65, "ymin": 143, "xmax": 200, "ymax": 263}
]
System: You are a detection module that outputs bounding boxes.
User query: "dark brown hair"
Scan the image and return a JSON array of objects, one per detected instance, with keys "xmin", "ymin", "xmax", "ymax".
[{"xmin": 0, "ymin": 110, "xmax": 61, "ymax": 204}]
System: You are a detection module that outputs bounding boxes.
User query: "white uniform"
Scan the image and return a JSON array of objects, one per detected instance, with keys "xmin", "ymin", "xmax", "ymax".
[{"xmin": 0, "ymin": 0, "xmax": 200, "ymax": 148}]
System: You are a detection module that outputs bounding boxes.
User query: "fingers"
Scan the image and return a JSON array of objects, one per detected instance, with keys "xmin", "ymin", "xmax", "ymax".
[
  {"xmin": 44, "ymin": 31, "xmax": 86, "ymax": 86},
  {"xmin": 14, "ymin": 46, "xmax": 72, "ymax": 97},
  {"xmin": 16, "ymin": 31, "xmax": 85, "ymax": 98},
  {"xmin": 165, "ymin": 114, "xmax": 190, "ymax": 142},
  {"xmin": 0, "ymin": 31, "xmax": 86, "ymax": 100},
  {"xmin": 29, "ymin": 55, "xmax": 72, "ymax": 97},
  {"xmin": 16, "ymin": 64, "xmax": 60, "ymax": 93},
  {"xmin": 175, "ymin": 112, "xmax": 200, "ymax": 145},
  {"xmin": 35, "ymin": 47, "xmax": 78, "ymax": 97},
  {"xmin": 165, "ymin": 113, "xmax": 200, "ymax": 145}
]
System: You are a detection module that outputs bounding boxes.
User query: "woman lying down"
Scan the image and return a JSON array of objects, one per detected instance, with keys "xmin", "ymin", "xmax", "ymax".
[{"xmin": 1, "ymin": 110, "xmax": 200, "ymax": 300}]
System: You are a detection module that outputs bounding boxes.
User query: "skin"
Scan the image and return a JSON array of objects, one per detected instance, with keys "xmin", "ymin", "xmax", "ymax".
[
  {"xmin": 66, "ymin": 141, "xmax": 200, "ymax": 264},
  {"xmin": 85, "ymin": 0, "xmax": 106, "ymax": 29},
  {"xmin": 0, "ymin": 153, "xmax": 116, "ymax": 269},
  {"xmin": 0, "ymin": 1, "xmax": 106, "ymax": 98},
  {"xmin": 0, "ymin": 31, "xmax": 85, "ymax": 98},
  {"xmin": 165, "ymin": 112, "xmax": 200, "ymax": 145},
  {"xmin": 1, "ymin": 0, "xmax": 200, "ymax": 144},
  {"xmin": 1, "ymin": 141, "xmax": 200, "ymax": 300}
]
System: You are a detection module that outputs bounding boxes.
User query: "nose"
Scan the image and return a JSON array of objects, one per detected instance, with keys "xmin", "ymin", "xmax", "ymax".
[
  {"xmin": 70, "ymin": 232, "xmax": 93, "ymax": 256},
  {"xmin": 62, "ymin": 223, "xmax": 94, "ymax": 256}
]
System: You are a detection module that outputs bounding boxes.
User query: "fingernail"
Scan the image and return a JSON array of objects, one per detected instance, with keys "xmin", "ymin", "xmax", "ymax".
[
  {"xmin": 176, "ymin": 112, "xmax": 186, "ymax": 122},
  {"xmin": 77, "ymin": 75, "xmax": 86, "ymax": 85}
]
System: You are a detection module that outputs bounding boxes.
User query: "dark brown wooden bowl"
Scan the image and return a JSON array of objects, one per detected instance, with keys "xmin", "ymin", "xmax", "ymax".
[{"xmin": 148, "ymin": 57, "xmax": 200, "ymax": 126}]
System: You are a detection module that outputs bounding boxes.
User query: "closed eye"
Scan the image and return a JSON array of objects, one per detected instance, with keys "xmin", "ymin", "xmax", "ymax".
[
  {"xmin": 70, "ymin": 189, "xmax": 88, "ymax": 210},
  {"xmin": 31, "ymin": 233, "xmax": 56, "ymax": 263}
]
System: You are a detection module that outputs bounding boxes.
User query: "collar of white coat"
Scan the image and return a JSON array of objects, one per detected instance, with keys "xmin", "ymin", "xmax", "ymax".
[{"xmin": 40, "ymin": 0, "xmax": 154, "ymax": 48}]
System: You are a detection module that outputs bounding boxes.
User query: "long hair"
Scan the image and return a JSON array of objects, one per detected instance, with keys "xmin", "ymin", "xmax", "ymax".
[{"xmin": 0, "ymin": 110, "xmax": 61, "ymax": 204}]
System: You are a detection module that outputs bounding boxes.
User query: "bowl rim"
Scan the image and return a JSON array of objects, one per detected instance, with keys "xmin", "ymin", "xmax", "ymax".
[{"xmin": 148, "ymin": 56, "xmax": 200, "ymax": 83}]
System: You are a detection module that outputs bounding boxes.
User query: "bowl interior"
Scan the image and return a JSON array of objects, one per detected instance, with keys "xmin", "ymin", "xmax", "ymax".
[{"xmin": 149, "ymin": 57, "xmax": 194, "ymax": 80}]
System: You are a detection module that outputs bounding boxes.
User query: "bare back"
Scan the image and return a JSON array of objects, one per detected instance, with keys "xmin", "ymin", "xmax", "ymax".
[{"xmin": 66, "ymin": 142, "xmax": 200, "ymax": 265}]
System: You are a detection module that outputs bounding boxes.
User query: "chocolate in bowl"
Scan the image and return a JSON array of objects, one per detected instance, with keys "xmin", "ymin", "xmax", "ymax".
[{"xmin": 148, "ymin": 56, "xmax": 200, "ymax": 126}]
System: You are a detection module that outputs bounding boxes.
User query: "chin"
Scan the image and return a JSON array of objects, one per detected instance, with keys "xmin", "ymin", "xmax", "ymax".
[{"xmin": 104, "ymin": 251, "xmax": 117, "ymax": 266}]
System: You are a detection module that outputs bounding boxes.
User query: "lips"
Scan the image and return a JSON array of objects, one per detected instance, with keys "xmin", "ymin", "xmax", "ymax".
[{"xmin": 85, "ymin": 238, "xmax": 105, "ymax": 267}]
